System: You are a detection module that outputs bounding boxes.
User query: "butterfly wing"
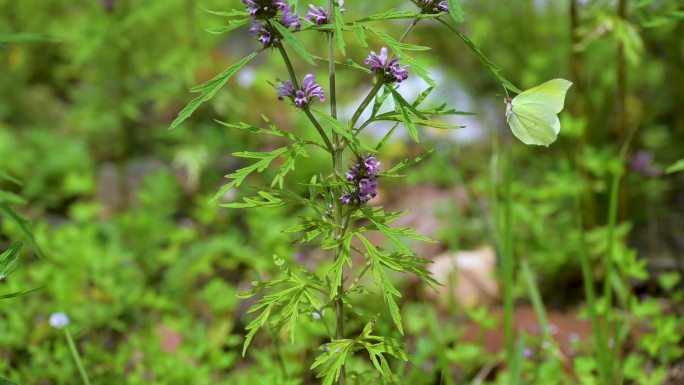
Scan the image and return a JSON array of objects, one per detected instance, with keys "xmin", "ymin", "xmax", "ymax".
[{"xmin": 507, "ymin": 78, "xmax": 573, "ymax": 146}]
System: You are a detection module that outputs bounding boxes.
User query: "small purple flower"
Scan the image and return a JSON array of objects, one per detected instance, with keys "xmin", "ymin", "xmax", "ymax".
[
  {"xmin": 365, "ymin": 47, "xmax": 409, "ymax": 84},
  {"xmin": 243, "ymin": 0, "xmax": 287, "ymax": 20},
  {"xmin": 363, "ymin": 156, "xmax": 381, "ymax": 175},
  {"xmin": 250, "ymin": 19, "xmax": 275, "ymax": 46},
  {"xmin": 417, "ymin": 0, "xmax": 448, "ymax": 13},
  {"xmin": 100, "ymin": 0, "xmax": 114, "ymax": 12},
  {"xmin": 306, "ymin": 5, "xmax": 329, "ymax": 24},
  {"xmin": 523, "ymin": 348, "xmax": 534, "ymax": 359},
  {"xmin": 631, "ymin": 150, "xmax": 662, "ymax": 177},
  {"xmin": 280, "ymin": 5, "xmax": 301, "ymax": 30},
  {"xmin": 340, "ymin": 192, "xmax": 353, "ymax": 205},
  {"xmin": 275, "ymin": 74, "xmax": 325, "ymax": 108}
]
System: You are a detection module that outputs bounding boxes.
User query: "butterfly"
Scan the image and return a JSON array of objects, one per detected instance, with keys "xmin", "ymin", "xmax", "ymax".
[{"xmin": 505, "ymin": 79, "xmax": 573, "ymax": 147}]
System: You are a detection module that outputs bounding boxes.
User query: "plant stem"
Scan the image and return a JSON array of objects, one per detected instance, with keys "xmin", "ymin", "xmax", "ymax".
[
  {"xmin": 275, "ymin": 43, "xmax": 334, "ymax": 152},
  {"xmin": 350, "ymin": 80, "xmax": 384, "ymax": 131},
  {"xmin": 400, "ymin": 18, "xmax": 420, "ymax": 43},
  {"xmin": 575, "ymin": 195, "xmax": 609, "ymax": 385},
  {"xmin": 64, "ymin": 329, "xmax": 91, "ymax": 385},
  {"xmin": 302, "ymin": 107, "xmax": 335, "ymax": 152},
  {"xmin": 277, "ymin": 41, "xmax": 300, "ymax": 89},
  {"xmin": 328, "ymin": 2, "xmax": 345, "ymax": 384},
  {"xmin": 501, "ymin": 149, "xmax": 515, "ymax": 367}
]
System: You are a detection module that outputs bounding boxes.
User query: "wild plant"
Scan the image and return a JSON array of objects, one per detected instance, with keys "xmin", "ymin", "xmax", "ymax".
[{"xmin": 169, "ymin": 1, "xmax": 566, "ymax": 384}]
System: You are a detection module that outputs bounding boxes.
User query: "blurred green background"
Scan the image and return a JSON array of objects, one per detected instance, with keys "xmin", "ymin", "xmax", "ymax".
[{"xmin": 1, "ymin": 0, "xmax": 683, "ymax": 384}]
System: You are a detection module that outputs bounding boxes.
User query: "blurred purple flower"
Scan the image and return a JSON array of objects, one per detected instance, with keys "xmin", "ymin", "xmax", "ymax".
[
  {"xmin": 305, "ymin": 1, "xmax": 345, "ymax": 25},
  {"xmin": 365, "ymin": 47, "xmax": 409, "ymax": 84},
  {"xmin": 100, "ymin": 0, "xmax": 114, "ymax": 12},
  {"xmin": 280, "ymin": 5, "xmax": 301, "ymax": 30},
  {"xmin": 249, "ymin": 20, "xmax": 275, "ymax": 46},
  {"xmin": 523, "ymin": 348, "xmax": 533, "ymax": 358},
  {"xmin": 276, "ymin": 74, "xmax": 325, "ymax": 108},
  {"xmin": 243, "ymin": 0, "xmax": 287, "ymax": 20},
  {"xmin": 417, "ymin": 0, "xmax": 448, "ymax": 13},
  {"xmin": 306, "ymin": 5, "xmax": 329, "ymax": 24},
  {"xmin": 631, "ymin": 150, "xmax": 662, "ymax": 177}
]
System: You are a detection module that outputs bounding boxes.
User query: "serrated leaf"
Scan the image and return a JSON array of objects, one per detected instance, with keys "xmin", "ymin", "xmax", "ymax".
[
  {"xmin": 206, "ymin": 18, "xmax": 249, "ymax": 35},
  {"xmin": 311, "ymin": 339, "xmax": 355, "ymax": 385},
  {"xmin": 272, "ymin": 22, "xmax": 315, "ymax": 65},
  {"xmin": 358, "ymin": 235, "xmax": 404, "ymax": 335},
  {"xmin": 211, "ymin": 146, "xmax": 290, "ymax": 202},
  {"xmin": 333, "ymin": 6, "xmax": 346, "ymax": 56},
  {"xmin": 201, "ymin": 8, "xmax": 249, "ymax": 17},
  {"xmin": 170, "ymin": 51, "xmax": 259, "ymax": 130},
  {"xmin": 384, "ymin": 149, "xmax": 434, "ymax": 175},
  {"xmin": 439, "ymin": 21, "xmax": 521, "ymax": 93},
  {"xmin": 366, "ymin": 26, "xmax": 430, "ymax": 55},
  {"xmin": 351, "ymin": 24, "xmax": 368, "ymax": 47},
  {"xmin": 356, "ymin": 9, "xmax": 419, "ymax": 22}
]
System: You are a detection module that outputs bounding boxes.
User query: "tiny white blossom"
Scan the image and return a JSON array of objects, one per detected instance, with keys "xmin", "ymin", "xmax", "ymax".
[
  {"xmin": 49, "ymin": 312, "xmax": 69, "ymax": 329},
  {"xmin": 312, "ymin": 309, "xmax": 325, "ymax": 320}
]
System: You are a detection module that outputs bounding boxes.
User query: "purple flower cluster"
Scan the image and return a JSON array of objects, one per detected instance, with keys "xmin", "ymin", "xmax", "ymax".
[
  {"xmin": 341, "ymin": 155, "xmax": 381, "ymax": 205},
  {"xmin": 365, "ymin": 47, "xmax": 409, "ymax": 84},
  {"xmin": 305, "ymin": 1, "xmax": 345, "ymax": 25},
  {"xmin": 417, "ymin": 0, "xmax": 448, "ymax": 13},
  {"xmin": 276, "ymin": 74, "xmax": 326, "ymax": 108},
  {"xmin": 244, "ymin": 0, "xmax": 300, "ymax": 47},
  {"xmin": 243, "ymin": 0, "xmax": 286, "ymax": 20}
]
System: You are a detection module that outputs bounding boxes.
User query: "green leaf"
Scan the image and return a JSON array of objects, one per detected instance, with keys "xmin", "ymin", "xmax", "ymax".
[
  {"xmin": 384, "ymin": 150, "xmax": 433, "ymax": 175},
  {"xmin": 328, "ymin": 236, "xmax": 352, "ymax": 298},
  {"xmin": 0, "ymin": 171, "xmax": 22, "ymax": 185},
  {"xmin": 0, "ymin": 376, "xmax": 18, "ymax": 385},
  {"xmin": 0, "ymin": 204, "xmax": 44, "ymax": 259},
  {"xmin": 0, "ymin": 242, "xmax": 23, "ymax": 281},
  {"xmin": 0, "ymin": 191, "xmax": 26, "ymax": 205},
  {"xmin": 205, "ymin": 19, "xmax": 250, "ymax": 35},
  {"xmin": 310, "ymin": 109, "xmax": 376, "ymax": 153},
  {"xmin": 666, "ymin": 159, "xmax": 684, "ymax": 174},
  {"xmin": 211, "ymin": 146, "xmax": 290, "ymax": 202},
  {"xmin": 0, "ymin": 33, "xmax": 56, "ymax": 43},
  {"xmin": 200, "ymin": 8, "xmax": 249, "ymax": 17},
  {"xmin": 366, "ymin": 26, "xmax": 430, "ymax": 55},
  {"xmin": 446, "ymin": 0, "xmax": 465, "ymax": 23},
  {"xmin": 358, "ymin": 235, "xmax": 404, "ymax": 335},
  {"xmin": 0, "ymin": 287, "xmax": 42, "ymax": 300},
  {"xmin": 388, "ymin": 87, "xmax": 427, "ymax": 143},
  {"xmin": 351, "ymin": 24, "xmax": 368, "ymax": 47},
  {"xmin": 333, "ymin": 5, "xmax": 346, "ymax": 56},
  {"xmin": 170, "ymin": 51, "xmax": 259, "ymax": 130},
  {"xmin": 221, "ymin": 191, "xmax": 285, "ymax": 209},
  {"xmin": 438, "ymin": 20, "xmax": 521, "ymax": 93},
  {"xmin": 311, "ymin": 339, "xmax": 355, "ymax": 385},
  {"xmin": 272, "ymin": 22, "xmax": 315, "ymax": 65},
  {"xmin": 356, "ymin": 9, "xmax": 419, "ymax": 22}
]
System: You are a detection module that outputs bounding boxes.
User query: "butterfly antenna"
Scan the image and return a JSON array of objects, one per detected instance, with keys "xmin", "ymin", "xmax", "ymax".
[{"xmin": 501, "ymin": 84, "xmax": 511, "ymax": 100}]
